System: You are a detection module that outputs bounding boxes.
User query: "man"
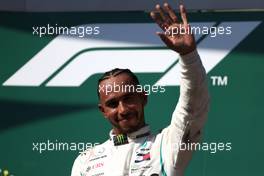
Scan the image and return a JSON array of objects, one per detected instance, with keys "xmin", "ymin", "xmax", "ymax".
[{"xmin": 71, "ymin": 2, "xmax": 209, "ymax": 176}]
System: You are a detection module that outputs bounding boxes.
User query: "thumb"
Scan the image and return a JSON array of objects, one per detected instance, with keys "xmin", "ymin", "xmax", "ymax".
[{"xmin": 156, "ymin": 32, "xmax": 173, "ymax": 47}]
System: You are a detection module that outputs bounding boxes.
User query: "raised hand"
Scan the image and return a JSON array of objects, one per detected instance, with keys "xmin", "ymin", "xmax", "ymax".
[{"xmin": 150, "ymin": 3, "xmax": 196, "ymax": 55}]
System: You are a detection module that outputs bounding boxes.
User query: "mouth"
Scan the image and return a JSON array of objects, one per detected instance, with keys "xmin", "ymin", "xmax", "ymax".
[
  {"xmin": 118, "ymin": 116, "xmax": 132, "ymax": 122},
  {"xmin": 118, "ymin": 119, "xmax": 129, "ymax": 123},
  {"xmin": 117, "ymin": 113, "xmax": 136, "ymax": 123}
]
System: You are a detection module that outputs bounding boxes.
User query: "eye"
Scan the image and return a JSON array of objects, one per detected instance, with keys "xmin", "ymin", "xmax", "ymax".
[
  {"xmin": 106, "ymin": 100, "xmax": 118, "ymax": 108},
  {"xmin": 123, "ymin": 94, "xmax": 137, "ymax": 104}
]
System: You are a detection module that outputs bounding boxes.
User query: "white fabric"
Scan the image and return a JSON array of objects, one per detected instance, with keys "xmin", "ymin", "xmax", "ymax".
[{"xmin": 71, "ymin": 50, "xmax": 210, "ymax": 176}]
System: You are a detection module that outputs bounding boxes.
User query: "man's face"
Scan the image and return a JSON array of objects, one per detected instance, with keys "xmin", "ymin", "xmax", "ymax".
[{"xmin": 98, "ymin": 73, "xmax": 147, "ymax": 134}]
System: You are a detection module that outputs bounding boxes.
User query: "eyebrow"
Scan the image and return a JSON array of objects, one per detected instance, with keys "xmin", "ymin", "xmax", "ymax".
[{"xmin": 104, "ymin": 92, "xmax": 136, "ymax": 105}]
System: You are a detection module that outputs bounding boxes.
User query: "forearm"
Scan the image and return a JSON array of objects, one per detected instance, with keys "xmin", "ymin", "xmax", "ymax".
[
  {"xmin": 172, "ymin": 49, "xmax": 209, "ymax": 141},
  {"xmin": 179, "ymin": 49, "xmax": 206, "ymax": 88}
]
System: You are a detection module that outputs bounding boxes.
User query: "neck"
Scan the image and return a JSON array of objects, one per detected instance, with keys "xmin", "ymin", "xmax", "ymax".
[{"xmin": 113, "ymin": 122, "xmax": 146, "ymax": 135}]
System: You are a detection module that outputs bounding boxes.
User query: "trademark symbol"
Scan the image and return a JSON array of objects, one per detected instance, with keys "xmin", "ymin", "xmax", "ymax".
[{"xmin": 210, "ymin": 76, "xmax": 228, "ymax": 86}]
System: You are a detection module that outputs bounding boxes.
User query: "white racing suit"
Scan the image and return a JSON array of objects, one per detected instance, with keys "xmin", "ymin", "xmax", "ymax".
[{"xmin": 71, "ymin": 50, "xmax": 210, "ymax": 176}]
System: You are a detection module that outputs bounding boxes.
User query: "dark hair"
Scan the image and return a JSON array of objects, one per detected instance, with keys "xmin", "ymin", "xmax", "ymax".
[{"xmin": 97, "ymin": 68, "xmax": 140, "ymax": 98}]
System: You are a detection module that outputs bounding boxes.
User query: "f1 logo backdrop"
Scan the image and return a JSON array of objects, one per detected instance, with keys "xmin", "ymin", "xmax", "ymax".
[
  {"xmin": 0, "ymin": 11, "xmax": 264, "ymax": 176},
  {"xmin": 3, "ymin": 22, "xmax": 260, "ymax": 87}
]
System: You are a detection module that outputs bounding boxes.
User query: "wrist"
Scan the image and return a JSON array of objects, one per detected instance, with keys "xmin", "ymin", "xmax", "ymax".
[
  {"xmin": 179, "ymin": 49, "xmax": 199, "ymax": 65},
  {"xmin": 179, "ymin": 46, "xmax": 196, "ymax": 56}
]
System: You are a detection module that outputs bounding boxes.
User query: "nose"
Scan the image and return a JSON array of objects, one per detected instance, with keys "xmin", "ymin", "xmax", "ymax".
[{"xmin": 118, "ymin": 101, "xmax": 129, "ymax": 115}]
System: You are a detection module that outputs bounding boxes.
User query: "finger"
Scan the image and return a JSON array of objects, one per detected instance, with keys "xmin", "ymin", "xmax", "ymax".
[
  {"xmin": 156, "ymin": 4, "xmax": 172, "ymax": 24},
  {"xmin": 150, "ymin": 11, "xmax": 167, "ymax": 30},
  {"xmin": 180, "ymin": 4, "xmax": 188, "ymax": 25},
  {"xmin": 163, "ymin": 3, "xmax": 178, "ymax": 23},
  {"xmin": 156, "ymin": 32, "xmax": 173, "ymax": 46}
]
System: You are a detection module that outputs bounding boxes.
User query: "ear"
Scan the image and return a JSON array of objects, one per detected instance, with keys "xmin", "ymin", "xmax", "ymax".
[{"xmin": 98, "ymin": 103, "xmax": 108, "ymax": 119}]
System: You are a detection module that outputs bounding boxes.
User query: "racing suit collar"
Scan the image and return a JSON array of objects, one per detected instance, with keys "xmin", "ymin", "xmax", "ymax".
[{"xmin": 109, "ymin": 125, "xmax": 151, "ymax": 146}]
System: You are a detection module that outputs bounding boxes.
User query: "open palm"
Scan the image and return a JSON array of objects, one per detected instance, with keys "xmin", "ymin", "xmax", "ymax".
[{"xmin": 150, "ymin": 3, "xmax": 196, "ymax": 55}]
